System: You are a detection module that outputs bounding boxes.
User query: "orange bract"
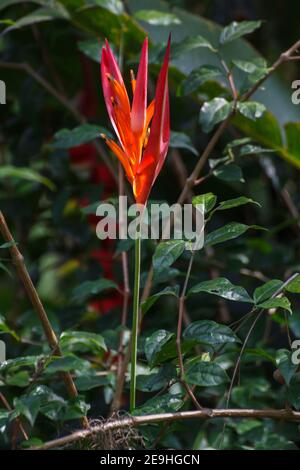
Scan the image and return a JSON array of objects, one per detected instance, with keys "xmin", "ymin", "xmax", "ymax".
[{"xmin": 101, "ymin": 36, "xmax": 170, "ymax": 204}]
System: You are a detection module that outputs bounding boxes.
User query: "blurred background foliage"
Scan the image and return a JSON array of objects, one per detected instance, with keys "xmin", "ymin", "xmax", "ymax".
[{"xmin": 0, "ymin": 0, "xmax": 300, "ymax": 450}]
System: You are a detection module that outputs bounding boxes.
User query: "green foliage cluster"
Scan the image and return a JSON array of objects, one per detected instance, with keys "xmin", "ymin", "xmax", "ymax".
[{"xmin": 0, "ymin": 0, "xmax": 300, "ymax": 450}]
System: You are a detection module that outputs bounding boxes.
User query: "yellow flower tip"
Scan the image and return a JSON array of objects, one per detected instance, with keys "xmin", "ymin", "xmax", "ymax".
[
  {"xmin": 100, "ymin": 133, "xmax": 107, "ymax": 141},
  {"xmin": 130, "ymin": 69, "xmax": 135, "ymax": 81}
]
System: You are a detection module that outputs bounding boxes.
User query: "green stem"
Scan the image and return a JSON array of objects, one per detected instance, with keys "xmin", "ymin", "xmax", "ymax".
[{"xmin": 130, "ymin": 230, "xmax": 141, "ymax": 412}]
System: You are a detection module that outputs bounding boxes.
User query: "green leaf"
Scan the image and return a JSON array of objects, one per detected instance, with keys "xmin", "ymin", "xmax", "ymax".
[
  {"xmin": 44, "ymin": 355, "xmax": 91, "ymax": 374},
  {"xmin": 172, "ymin": 35, "xmax": 217, "ymax": 59},
  {"xmin": 59, "ymin": 397, "xmax": 90, "ymax": 421},
  {"xmin": 213, "ymin": 164, "xmax": 244, "ymax": 182},
  {"xmin": 21, "ymin": 438, "xmax": 44, "ymax": 449},
  {"xmin": 136, "ymin": 364, "xmax": 176, "ymax": 393},
  {"xmin": 0, "ymin": 314, "xmax": 19, "ymax": 340},
  {"xmin": 0, "ymin": 166, "xmax": 55, "ymax": 190},
  {"xmin": 257, "ymin": 297, "xmax": 292, "ymax": 313},
  {"xmin": 134, "ymin": 10, "xmax": 180, "ymax": 25},
  {"xmin": 141, "ymin": 286, "xmax": 179, "ymax": 315},
  {"xmin": 6, "ymin": 371, "xmax": 30, "ymax": 387},
  {"xmin": 285, "ymin": 123, "xmax": 300, "ymax": 163},
  {"xmin": 244, "ymin": 348, "xmax": 276, "ymax": 364},
  {"xmin": 78, "ymin": 39, "xmax": 103, "ymax": 62},
  {"xmin": 153, "ymin": 240, "xmax": 185, "ymax": 278},
  {"xmin": 0, "ymin": 356, "xmax": 40, "ymax": 374},
  {"xmin": 215, "ymin": 196, "xmax": 259, "ymax": 212},
  {"xmin": 71, "ymin": 279, "xmax": 117, "ymax": 303},
  {"xmin": 133, "ymin": 393, "xmax": 184, "ymax": 415},
  {"xmin": 205, "ymin": 222, "xmax": 259, "ymax": 247},
  {"xmin": 53, "ymin": 124, "xmax": 108, "ymax": 149},
  {"xmin": 275, "ymin": 349, "xmax": 298, "ymax": 386},
  {"xmin": 232, "ymin": 58, "xmax": 269, "ymax": 82},
  {"xmin": 253, "ymin": 280, "xmax": 283, "ymax": 304},
  {"xmin": 225, "ymin": 137, "xmax": 253, "ymax": 150},
  {"xmin": 179, "ymin": 65, "xmax": 222, "ymax": 96},
  {"xmin": 233, "ymin": 111, "xmax": 284, "ymax": 161},
  {"xmin": 185, "ymin": 361, "xmax": 229, "ymax": 386},
  {"xmin": 0, "ymin": 0, "xmax": 45, "ymax": 11},
  {"xmin": 237, "ymin": 102, "xmax": 266, "ymax": 121},
  {"xmin": 60, "ymin": 331, "xmax": 107, "ymax": 354},
  {"xmin": 2, "ymin": 5, "xmax": 69, "ymax": 34},
  {"xmin": 170, "ymin": 131, "xmax": 198, "ymax": 156},
  {"xmin": 219, "ymin": 20, "xmax": 262, "ymax": 44},
  {"xmin": 285, "ymin": 274, "xmax": 300, "ymax": 293},
  {"xmin": 192, "ymin": 193, "xmax": 217, "ymax": 214},
  {"xmin": 85, "ymin": 0, "xmax": 124, "ymax": 15},
  {"xmin": 75, "ymin": 371, "xmax": 111, "ymax": 391},
  {"xmin": 183, "ymin": 320, "xmax": 240, "ymax": 349},
  {"xmin": 12, "ymin": 396, "xmax": 41, "ymax": 426},
  {"xmin": 0, "ymin": 241, "xmax": 17, "ymax": 249},
  {"xmin": 188, "ymin": 277, "xmax": 253, "ymax": 303},
  {"xmin": 237, "ymin": 144, "xmax": 274, "ymax": 157},
  {"xmin": 232, "ymin": 58, "xmax": 267, "ymax": 74},
  {"xmin": 145, "ymin": 330, "xmax": 174, "ymax": 368},
  {"xmin": 200, "ymin": 98, "xmax": 232, "ymax": 133},
  {"xmin": 28, "ymin": 385, "xmax": 66, "ymax": 421}
]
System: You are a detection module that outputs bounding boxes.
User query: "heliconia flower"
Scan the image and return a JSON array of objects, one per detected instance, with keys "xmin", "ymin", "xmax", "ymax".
[{"xmin": 101, "ymin": 36, "xmax": 170, "ymax": 205}]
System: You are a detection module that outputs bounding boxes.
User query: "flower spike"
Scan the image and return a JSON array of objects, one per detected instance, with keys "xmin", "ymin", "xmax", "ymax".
[{"xmin": 101, "ymin": 35, "xmax": 171, "ymax": 205}]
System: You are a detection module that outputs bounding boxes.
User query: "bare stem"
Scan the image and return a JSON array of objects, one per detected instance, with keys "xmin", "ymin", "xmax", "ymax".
[{"xmin": 176, "ymin": 253, "xmax": 205, "ymax": 410}]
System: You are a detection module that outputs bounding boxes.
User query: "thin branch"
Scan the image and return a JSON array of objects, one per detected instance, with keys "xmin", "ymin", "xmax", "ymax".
[
  {"xmin": 176, "ymin": 253, "xmax": 205, "ymax": 411},
  {"xmin": 30, "ymin": 407, "xmax": 300, "ymax": 450},
  {"xmin": 219, "ymin": 57, "xmax": 238, "ymax": 101},
  {"xmin": 0, "ymin": 211, "xmax": 89, "ymax": 429},
  {"xmin": 241, "ymin": 38, "xmax": 300, "ymax": 101}
]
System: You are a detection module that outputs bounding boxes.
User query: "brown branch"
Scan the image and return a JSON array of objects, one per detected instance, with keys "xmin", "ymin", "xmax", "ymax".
[
  {"xmin": 0, "ymin": 211, "xmax": 89, "ymax": 429},
  {"xmin": 220, "ymin": 57, "xmax": 238, "ymax": 101},
  {"xmin": 176, "ymin": 253, "xmax": 206, "ymax": 411},
  {"xmin": 30, "ymin": 407, "xmax": 300, "ymax": 450},
  {"xmin": 241, "ymin": 39, "xmax": 300, "ymax": 102}
]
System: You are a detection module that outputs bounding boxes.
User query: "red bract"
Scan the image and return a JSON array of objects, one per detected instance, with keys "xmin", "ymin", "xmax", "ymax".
[{"xmin": 101, "ymin": 36, "xmax": 171, "ymax": 204}]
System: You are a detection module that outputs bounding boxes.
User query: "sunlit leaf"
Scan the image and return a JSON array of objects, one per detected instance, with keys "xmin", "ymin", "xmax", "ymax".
[
  {"xmin": 200, "ymin": 98, "xmax": 232, "ymax": 133},
  {"xmin": 220, "ymin": 20, "xmax": 262, "ymax": 45},
  {"xmin": 188, "ymin": 277, "xmax": 253, "ymax": 303},
  {"xmin": 134, "ymin": 10, "xmax": 181, "ymax": 25}
]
